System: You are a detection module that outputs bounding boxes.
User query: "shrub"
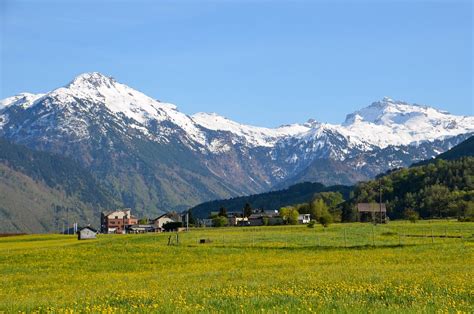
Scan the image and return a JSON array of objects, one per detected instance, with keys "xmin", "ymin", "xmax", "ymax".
[
  {"xmin": 404, "ymin": 208, "xmax": 420, "ymax": 223},
  {"xmin": 279, "ymin": 206, "xmax": 299, "ymax": 225},
  {"xmin": 162, "ymin": 221, "xmax": 183, "ymax": 231},
  {"xmin": 212, "ymin": 216, "xmax": 228, "ymax": 227},
  {"xmin": 319, "ymin": 213, "xmax": 333, "ymax": 228},
  {"xmin": 307, "ymin": 220, "xmax": 316, "ymax": 228}
]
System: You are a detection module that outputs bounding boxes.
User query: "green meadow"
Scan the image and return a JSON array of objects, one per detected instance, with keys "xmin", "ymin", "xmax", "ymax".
[{"xmin": 0, "ymin": 220, "xmax": 473, "ymax": 313}]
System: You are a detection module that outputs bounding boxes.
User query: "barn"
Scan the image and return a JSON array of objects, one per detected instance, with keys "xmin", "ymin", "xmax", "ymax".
[{"xmin": 357, "ymin": 203, "xmax": 387, "ymax": 223}]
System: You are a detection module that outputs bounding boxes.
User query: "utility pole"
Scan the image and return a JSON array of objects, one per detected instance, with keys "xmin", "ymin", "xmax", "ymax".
[
  {"xmin": 379, "ymin": 180, "xmax": 383, "ymax": 224},
  {"xmin": 123, "ymin": 215, "xmax": 126, "ymax": 234},
  {"xmin": 66, "ymin": 207, "xmax": 69, "ymax": 235},
  {"xmin": 186, "ymin": 212, "xmax": 189, "ymax": 231}
]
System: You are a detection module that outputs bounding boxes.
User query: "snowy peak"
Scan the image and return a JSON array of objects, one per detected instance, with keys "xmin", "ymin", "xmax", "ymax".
[
  {"xmin": 340, "ymin": 97, "xmax": 474, "ymax": 148},
  {"xmin": 66, "ymin": 72, "xmax": 116, "ymax": 90},
  {"xmin": 343, "ymin": 97, "xmax": 452, "ymax": 126},
  {"xmin": 46, "ymin": 72, "xmax": 181, "ymax": 125}
]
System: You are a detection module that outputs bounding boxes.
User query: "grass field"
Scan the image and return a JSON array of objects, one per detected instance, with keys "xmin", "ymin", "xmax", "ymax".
[{"xmin": 0, "ymin": 220, "xmax": 473, "ymax": 313}]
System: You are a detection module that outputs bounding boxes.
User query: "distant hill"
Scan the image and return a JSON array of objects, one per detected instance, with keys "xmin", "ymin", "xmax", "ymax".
[
  {"xmin": 0, "ymin": 139, "xmax": 120, "ymax": 233},
  {"xmin": 190, "ymin": 182, "xmax": 352, "ymax": 219}
]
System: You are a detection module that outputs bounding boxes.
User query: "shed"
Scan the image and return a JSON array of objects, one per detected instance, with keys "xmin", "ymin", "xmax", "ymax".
[
  {"xmin": 357, "ymin": 203, "xmax": 387, "ymax": 223},
  {"xmin": 77, "ymin": 226, "xmax": 97, "ymax": 240}
]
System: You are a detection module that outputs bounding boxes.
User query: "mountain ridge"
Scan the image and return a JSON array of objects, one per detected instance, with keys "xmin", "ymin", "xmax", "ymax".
[
  {"xmin": 1, "ymin": 72, "xmax": 472, "ymax": 215},
  {"xmin": 2, "ymin": 72, "xmax": 472, "ymax": 153}
]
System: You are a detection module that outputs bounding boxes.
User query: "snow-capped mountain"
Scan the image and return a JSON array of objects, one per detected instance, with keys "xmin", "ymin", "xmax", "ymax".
[
  {"xmin": 1, "ymin": 72, "xmax": 472, "ymax": 214},
  {"xmin": 342, "ymin": 97, "xmax": 473, "ymax": 148}
]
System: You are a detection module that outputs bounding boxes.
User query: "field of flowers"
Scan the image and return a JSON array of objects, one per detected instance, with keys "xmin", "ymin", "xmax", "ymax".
[{"xmin": 0, "ymin": 220, "xmax": 472, "ymax": 313}]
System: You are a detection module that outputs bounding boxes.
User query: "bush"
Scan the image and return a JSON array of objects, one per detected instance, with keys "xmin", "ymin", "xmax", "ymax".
[
  {"xmin": 404, "ymin": 208, "xmax": 420, "ymax": 223},
  {"xmin": 212, "ymin": 216, "xmax": 228, "ymax": 227},
  {"xmin": 319, "ymin": 213, "xmax": 333, "ymax": 228},
  {"xmin": 307, "ymin": 220, "xmax": 316, "ymax": 228},
  {"xmin": 279, "ymin": 206, "xmax": 299, "ymax": 225},
  {"xmin": 162, "ymin": 221, "xmax": 183, "ymax": 231}
]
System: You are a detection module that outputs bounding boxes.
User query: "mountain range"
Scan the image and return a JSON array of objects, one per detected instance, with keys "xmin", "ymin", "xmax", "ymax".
[{"xmin": 0, "ymin": 72, "xmax": 472, "ymax": 221}]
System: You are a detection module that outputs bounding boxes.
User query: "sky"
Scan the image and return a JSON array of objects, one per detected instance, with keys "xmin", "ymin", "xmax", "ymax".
[{"xmin": 0, "ymin": 0, "xmax": 472, "ymax": 127}]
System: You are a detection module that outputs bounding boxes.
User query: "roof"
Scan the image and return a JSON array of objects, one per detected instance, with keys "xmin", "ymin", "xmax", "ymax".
[
  {"xmin": 79, "ymin": 226, "xmax": 98, "ymax": 233},
  {"xmin": 153, "ymin": 212, "xmax": 179, "ymax": 221},
  {"xmin": 128, "ymin": 224, "xmax": 155, "ymax": 228},
  {"xmin": 357, "ymin": 203, "xmax": 387, "ymax": 213},
  {"xmin": 103, "ymin": 208, "xmax": 132, "ymax": 217},
  {"xmin": 248, "ymin": 213, "xmax": 276, "ymax": 219}
]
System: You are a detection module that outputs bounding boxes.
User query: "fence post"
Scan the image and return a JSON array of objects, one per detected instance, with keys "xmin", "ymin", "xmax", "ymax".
[
  {"xmin": 344, "ymin": 228, "xmax": 347, "ymax": 248},
  {"xmin": 372, "ymin": 225, "xmax": 375, "ymax": 247}
]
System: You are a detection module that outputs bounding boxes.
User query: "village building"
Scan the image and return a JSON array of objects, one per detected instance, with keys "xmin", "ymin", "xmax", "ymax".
[
  {"xmin": 101, "ymin": 209, "xmax": 138, "ymax": 234},
  {"xmin": 248, "ymin": 211, "xmax": 283, "ymax": 226},
  {"xmin": 151, "ymin": 212, "xmax": 181, "ymax": 231},
  {"xmin": 77, "ymin": 226, "xmax": 97, "ymax": 240},
  {"xmin": 198, "ymin": 218, "xmax": 214, "ymax": 227},
  {"xmin": 298, "ymin": 214, "xmax": 311, "ymax": 224},
  {"xmin": 126, "ymin": 224, "xmax": 157, "ymax": 233},
  {"xmin": 228, "ymin": 216, "xmax": 249, "ymax": 226}
]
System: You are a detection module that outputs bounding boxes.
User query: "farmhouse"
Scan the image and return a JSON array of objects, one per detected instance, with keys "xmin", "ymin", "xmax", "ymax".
[
  {"xmin": 357, "ymin": 203, "xmax": 387, "ymax": 223},
  {"xmin": 151, "ymin": 212, "xmax": 181, "ymax": 231},
  {"xmin": 101, "ymin": 209, "xmax": 138, "ymax": 234},
  {"xmin": 77, "ymin": 226, "xmax": 97, "ymax": 240}
]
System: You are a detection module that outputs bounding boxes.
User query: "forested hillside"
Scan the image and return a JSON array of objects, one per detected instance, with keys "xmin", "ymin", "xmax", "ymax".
[
  {"xmin": 0, "ymin": 139, "xmax": 120, "ymax": 233},
  {"xmin": 348, "ymin": 157, "xmax": 473, "ymax": 220},
  {"xmin": 190, "ymin": 182, "xmax": 351, "ymax": 219}
]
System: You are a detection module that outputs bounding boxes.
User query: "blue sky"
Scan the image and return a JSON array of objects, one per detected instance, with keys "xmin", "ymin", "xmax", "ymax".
[{"xmin": 0, "ymin": 0, "xmax": 472, "ymax": 126}]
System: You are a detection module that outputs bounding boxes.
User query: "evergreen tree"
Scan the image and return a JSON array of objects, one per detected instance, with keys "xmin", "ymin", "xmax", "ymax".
[
  {"xmin": 218, "ymin": 207, "xmax": 227, "ymax": 217},
  {"xmin": 243, "ymin": 203, "xmax": 252, "ymax": 217}
]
